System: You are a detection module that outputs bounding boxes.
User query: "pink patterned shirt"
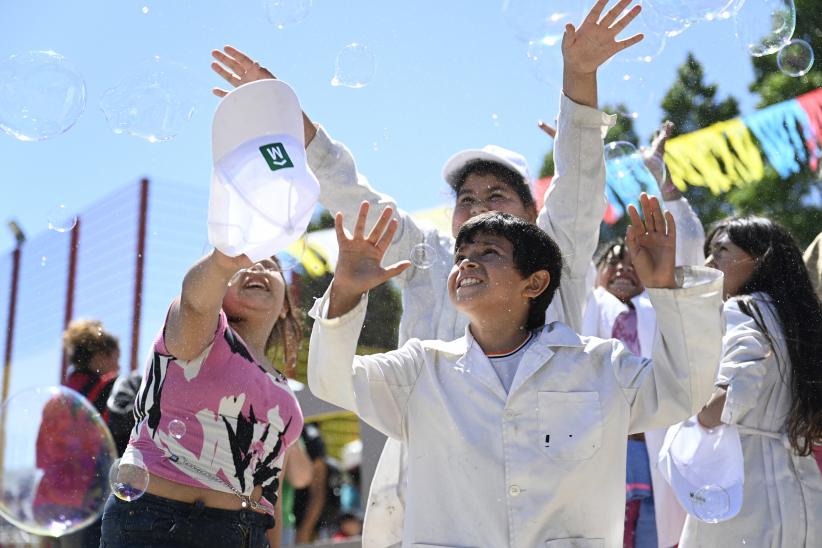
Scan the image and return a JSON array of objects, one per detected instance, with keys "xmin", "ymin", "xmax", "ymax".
[{"xmin": 122, "ymin": 308, "xmax": 303, "ymax": 508}]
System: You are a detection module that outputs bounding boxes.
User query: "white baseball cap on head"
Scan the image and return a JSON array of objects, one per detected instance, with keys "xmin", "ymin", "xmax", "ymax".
[
  {"xmin": 441, "ymin": 145, "xmax": 532, "ymax": 190},
  {"xmin": 658, "ymin": 417, "xmax": 745, "ymax": 523},
  {"xmin": 208, "ymin": 79, "xmax": 320, "ymax": 262}
]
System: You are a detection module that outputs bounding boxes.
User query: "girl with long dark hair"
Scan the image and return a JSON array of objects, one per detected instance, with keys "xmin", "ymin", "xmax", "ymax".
[{"xmin": 680, "ymin": 216, "xmax": 822, "ymax": 547}]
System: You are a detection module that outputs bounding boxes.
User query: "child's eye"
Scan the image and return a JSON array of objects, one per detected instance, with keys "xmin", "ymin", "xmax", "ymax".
[
  {"xmin": 489, "ymin": 193, "xmax": 506, "ymax": 201},
  {"xmin": 458, "ymin": 196, "xmax": 475, "ymax": 205},
  {"xmin": 483, "ymin": 248, "xmax": 498, "ymax": 256}
]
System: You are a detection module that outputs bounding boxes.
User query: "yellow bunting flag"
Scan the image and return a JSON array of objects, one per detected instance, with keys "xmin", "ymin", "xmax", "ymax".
[{"xmin": 664, "ymin": 119, "xmax": 765, "ymax": 194}]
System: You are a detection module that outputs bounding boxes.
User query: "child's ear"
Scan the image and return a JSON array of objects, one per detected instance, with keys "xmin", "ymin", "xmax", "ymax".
[{"xmin": 522, "ymin": 270, "xmax": 550, "ymax": 299}]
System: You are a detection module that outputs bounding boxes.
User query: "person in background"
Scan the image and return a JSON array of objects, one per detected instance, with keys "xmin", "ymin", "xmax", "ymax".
[
  {"xmin": 804, "ymin": 231, "xmax": 822, "ymax": 300},
  {"xmin": 63, "ymin": 319, "xmax": 121, "ymax": 420},
  {"xmin": 681, "ymin": 217, "xmax": 822, "ymax": 547},
  {"xmin": 293, "ymin": 423, "xmax": 329, "ymax": 543},
  {"xmin": 38, "ymin": 320, "xmax": 122, "ymax": 548},
  {"xmin": 582, "ymin": 121, "xmax": 704, "ymax": 548},
  {"xmin": 106, "ymin": 370, "xmax": 142, "ymax": 456},
  {"xmin": 277, "ymin": 440, "xmax": 313, "ymax": 546}
]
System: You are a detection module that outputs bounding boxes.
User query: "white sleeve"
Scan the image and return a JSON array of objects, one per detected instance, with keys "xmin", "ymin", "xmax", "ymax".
[
  {"xmin": 611, "ymin": 266, "xmax": 725, "ymax": 434},
  {"xmin": 306, "ymin": 126, "xmax": 429, "ymax": 284},
  {"xmin": 307, "ymin": 287, "xmax": 424, "ymax": 440},
  {"xmin": 538, "ymin": 94, "xmax": 616, "ymax": 331},
  {"xmin": 715, "ymin": 298, "xmax": 771, "ymax": 425},
  {"xmin": 663, "ymin": 197, "xmax": 706, "ymax": 267}
]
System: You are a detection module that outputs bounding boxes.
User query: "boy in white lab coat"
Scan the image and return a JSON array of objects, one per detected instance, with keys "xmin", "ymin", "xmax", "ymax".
[{"xmin": 308, "ymin": 196, "xmax": 724, "ymax": 548}]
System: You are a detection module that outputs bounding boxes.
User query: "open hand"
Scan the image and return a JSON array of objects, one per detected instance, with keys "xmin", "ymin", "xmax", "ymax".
[
  {"xmin": 538, "ymin": 120, "xmax": 557, "ymax": 139},
  {"xmin": 332, "ymin": 202, "xmax": 410, "ymax": 298},
  {"xmin": 562, "ymin": 0, "xmax": 643, "ymax": 75},
  {"xmin": 626, "ymin": 193, "xmax": 677, "ymax": 289},
  {"xmin": 211, "ymin": 46, "xmax": 276, "ymax": 97},
  {"xmin": 645, "ymin": 121, "xmax": 680, "ymax": 199}
]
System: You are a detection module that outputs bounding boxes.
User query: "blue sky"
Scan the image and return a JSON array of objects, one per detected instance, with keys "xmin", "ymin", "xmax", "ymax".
[{"xmin": 0, "ymin": 0, "xmax": 765, "ymax": 255}]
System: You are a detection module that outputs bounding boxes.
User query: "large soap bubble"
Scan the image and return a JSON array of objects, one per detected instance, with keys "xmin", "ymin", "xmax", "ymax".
[
  {"xmin": 734, "ymin": 0, "xmax": 796, "ymax": 57},
  {"xmin": 331, "ymin": 43, "xmax": 377, "ymax": 89},
  {"xmin": 526, "ymin": 37, "xmax": 563, "ymax": 89},
  {"xmin": 0, "ymin": 386, "xmax": 118, "ymax": 537},
  {"xmin": 100, "ymin": 55, "xmax": 197, "ymax": 143},
  {"xmin": 644, "ymin": 0, "xmax": 735, "ymax": 23},
  {"xmin": 0, "ymin": 51, "xmax": 86, "ymax": 141},
  {"xmin": 502, "ymin": 0, "xmax": 578, "ymax": 43},
  {"xmin": 263, "ymin": 0, "xmax": 313, "ymax": 30}
]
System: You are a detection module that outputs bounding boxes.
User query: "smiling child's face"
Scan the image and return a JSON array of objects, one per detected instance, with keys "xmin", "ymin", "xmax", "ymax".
[
  {"xmin": 599, "ymin": 245, "xmax": 644, "ymax": 303},
  {"xmin": 447, "ymin": 232, "xmax": 530, "ymax": 319},
  {"xmin": 451, "ymin": 173, "xmax": 537, "ymax": 238}
]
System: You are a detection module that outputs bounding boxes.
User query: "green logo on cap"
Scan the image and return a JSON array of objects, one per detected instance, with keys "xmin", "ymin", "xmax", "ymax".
[{"xmin": 259, "ymin": 142, "xmax": 294, "ymax": 171}]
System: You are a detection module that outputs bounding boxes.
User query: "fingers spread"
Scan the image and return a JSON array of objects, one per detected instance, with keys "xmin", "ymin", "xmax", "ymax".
[
  {"xmin": 376, "ymin": 219, "xmax": 399, "ymax": 251},
  {"xmin": 616, "ymin": 33, "xmax": 644, "ymax": 51},
  {"xmin": 585, "ymin": 0, "xmax": 609, "ymax": 25},
  {"xmin": 211, "ymin": 62, "xmax": 239, "ymax": 85},
  {"xmin": 610, "ymin": 3, "xmax": 641, "ymax": 33},
  {"xmin": 224, "ymin": 46, "xmax": 253, "ymax": 66},
  {"xmin": 212, "ymin": 49, "xmax": 244, "ymax": 74},
  {"xmin": 600, "ymin": 0, "xmax": 633, "ymax": 28},
  {"xmin": 665, "ymin": 210, "xmax": 676, "ymax": 239},
  {"xmin": 627, "ymin": 203, "xmax": 644, "ymax": 233},
  {"xmin": 366, "ymin": 206, "xmax": 394, "ymax": 243}
]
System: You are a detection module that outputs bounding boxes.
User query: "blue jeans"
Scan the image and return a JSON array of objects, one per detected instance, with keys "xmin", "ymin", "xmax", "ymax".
[{"xmin": 100, "ymin": 493, "xmax": 274, "ymax": 547}]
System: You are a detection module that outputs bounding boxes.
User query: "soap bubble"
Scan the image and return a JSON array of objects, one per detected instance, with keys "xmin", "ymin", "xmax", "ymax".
[
  {"xmin": 691, "ymin": 484, "xmax": 730, "ymax": 523},
  {"xmin": 100, "ymin": 55, "xmax": 197, "ymax": 143},
  {"xmin": 735, "ymin": 0, "xmax": 796, "ymax": 57},
  {"xmin": 501, "ymin": 0, "xmax": 578, "ymax": 43},
  {"xmin": 47, "ymin": 203, "xmax": 78, "ymax": 233},
  {"xmin": 643, "ymin": 154, "xmax": 668, "ymax": 187},
  {"xmin": 644, "ymin": 0, "xmax": 734, "ymax": 23},
  {"xmin": 526, "ymin": 37, "xmax": 563, "ymax": 89},
  {"xmin": 0, "ymin": 386, "xmax": 118, "ymax": 537},
  {"xmin": 777, "ymin": 39, "xmax": 814, "ymax": 77},
  {"xmin": 168, "ymin": 419, "xmax": 186, "ymax": 440},
  {"xmin": 0, "ymin": 51, "xmax": 86, "ymax": 141},
  {"xmin": 109, "ymin": 459, "xmax": 150, "ymax": 502},
  {"xmin": 331, "ymin": 43, "xmax": 376, "ymax": 89},
  {"xmin": 410, "ymin": 243, "xmax": 437, "ymax": 270},
  {"xmin": 604, "ymin": 141, "xmax": 639, "ymax": 164},
  {"xmin": 263, "ymin": 0, "xmax": 312, "ymax": 29}
]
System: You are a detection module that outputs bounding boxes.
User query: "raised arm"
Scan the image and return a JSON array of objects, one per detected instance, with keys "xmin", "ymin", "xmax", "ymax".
[
  {"xmin": 617, "ymin": 195, "xmax": 723, "ymax": 432},
  {"xmin": 538, "ymin": 0, "xmax": 642, "ymax": 329},
  {"xmin": 164, "ymin": 250, "xmax": 250, "ymax": 360},
  {"xmin": 211, "ymin": 46, "xmax": 431, "ymax": 281}
]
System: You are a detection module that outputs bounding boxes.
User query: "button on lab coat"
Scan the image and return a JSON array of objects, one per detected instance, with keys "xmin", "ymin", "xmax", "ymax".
[{"xmin": 308, "ymin": 267, "xmax": 724, "ymax": 548}]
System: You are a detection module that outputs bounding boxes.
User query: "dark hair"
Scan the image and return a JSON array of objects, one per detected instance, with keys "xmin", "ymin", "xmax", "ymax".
[
  {"xmin": 454, "ymin": 212, "xmax": 562, "ymax": 330},
  {"xmin": 595, "ymin": 239, "xmax": 628, "ymax": 269},
  {"xmin": 63, "ymin": 319, "xmax": 120, "ymax": 373},
  {"xmin": 264, "ymin": 255, "xmax": 303, "ymax": 379},
  {"xmin": 449, "ymin": 159, "xmax": 535, "ymax": 210},
  {"xmin": 706, "ymin": 217, "xmax": 822, "ymax": 455}
]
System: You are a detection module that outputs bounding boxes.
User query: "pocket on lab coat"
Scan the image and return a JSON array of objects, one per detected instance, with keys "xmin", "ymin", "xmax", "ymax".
[
  {"xmin": 544, "ymin": 538, "xmax": 604, "ymax": 547},
  {"xmin": 538, "ymin": 391, "xmax": 602, "ymax": 460}
]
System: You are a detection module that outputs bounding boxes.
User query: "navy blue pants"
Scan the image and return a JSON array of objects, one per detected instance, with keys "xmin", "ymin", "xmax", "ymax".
[{"xmin": 100, "ymin": 492, "xmax": 274, "ymax": 547}]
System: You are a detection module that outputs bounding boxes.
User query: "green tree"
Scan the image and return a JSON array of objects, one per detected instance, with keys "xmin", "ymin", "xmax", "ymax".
[
  {"xmin": 740, "ymin": 0, "xmax": 822, "ymax": 246},
  {"xmin": 659, "ymin": 53, "xmax": 741, "ymax": 229}
]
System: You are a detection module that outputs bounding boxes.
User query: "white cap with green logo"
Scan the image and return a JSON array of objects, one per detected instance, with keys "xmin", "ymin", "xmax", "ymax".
[{"xmin": 208, "ymin": 79, "xmax": 319, "ymax": 261}]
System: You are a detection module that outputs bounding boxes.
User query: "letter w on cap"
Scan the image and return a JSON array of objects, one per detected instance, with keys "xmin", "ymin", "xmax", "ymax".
[{"xmin": 259, "ymin": 143, "xmax": 294, "ymax": 172}]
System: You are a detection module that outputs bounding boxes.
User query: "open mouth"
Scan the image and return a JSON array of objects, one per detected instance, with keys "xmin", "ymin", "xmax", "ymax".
[
  {"xmin": 608, "ymin": 277, "xmax": 636, "ymax": 291},
  {"xmin": 242, "ymin": 274, "xmax": 270, "ymax": 291},
  {"xmin": 457, "ymin": 276, "xmax": 483, "ymax": 289}
]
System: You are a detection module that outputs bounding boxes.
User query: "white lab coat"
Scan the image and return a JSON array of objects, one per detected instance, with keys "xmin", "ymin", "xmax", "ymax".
[
  {"xmin": 306, "ymin": 93, "xmax": 615, "ymax": 547},
  {"xmin": 308, "ymin": 267, "xmax": 724, "ymax": 548},
  {"xmin": 679, "ymin": 294, "xmax": 822, "ymax": 547},
  {"xmin": 580, "ymin": 197, "xmax": 704, "ymax": 547}
]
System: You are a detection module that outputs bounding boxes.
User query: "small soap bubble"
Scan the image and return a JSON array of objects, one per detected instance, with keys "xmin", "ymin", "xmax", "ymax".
[
  {"xmin": 40, "ymin": 255, "xmax": 47, "ymax": 267},
  {"xmin": 691, "ymin": 484, "xmax": 730, "ymax": 523},
  {"xmin": 331, "ymin": 43, "xmax": 376, "ymax": 89},
  {"xmin": 141, "ymin": 5, "xmax": 150, "ymax": 14},
  {"xmin": 100, "ymin": 55, "xmax": 197, "ymax": 143},
  {"xmin": 47, "ymin": 204, "xmax": 78, "ymax": 232},
  {"xmin": 491, "ymin": 113, "xmax": 500, "ymax": 127},
  {"xmin": 0, "ymin": 50, "xmax": 86, "ymax": 141},
  {"xmin": 734, "ymin": 0, "xmax": 796, "ymax": 57},
  {"xmin": 777, "ymin": 39, "xmax": 814, "ymax": 77},
  {"xmin": 168, "ymin": 419, "xmax": 186, "ymax": 439},
  {"xmin": 109, "ymin": 459, "xmax": 150, "ymax": 502},
  {"xmin": 644, "ymin": 0, "xmax": 735, "ymax": 23},
  {"xmin": 410, "ymin": 243, "xmax": 436, "ymax": 270},
  {"xmin": 0, "ymin": 386, "xmax": 118, "ymax": 537},
  {"xmin": 263, "ymin": 0, "xmax": 312, "ymax": 29}
]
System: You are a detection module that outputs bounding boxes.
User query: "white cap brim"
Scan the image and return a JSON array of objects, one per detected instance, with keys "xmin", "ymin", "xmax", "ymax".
[{"xmin": 442, "ymin": 148, "xmax": 527, "ymax": 187}]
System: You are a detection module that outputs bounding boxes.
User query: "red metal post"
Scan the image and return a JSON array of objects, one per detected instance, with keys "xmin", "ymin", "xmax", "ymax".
[
  {"xmin": 60, "ymin": 218, "xmax": 81, "ymax": 383},
  {"xmin": 131, "ymin": 179, "xmax": 150, "ymax": 371},
  {"xmin": 2, "ymin": 245, "xmax": 22, "ymax": 404}
]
